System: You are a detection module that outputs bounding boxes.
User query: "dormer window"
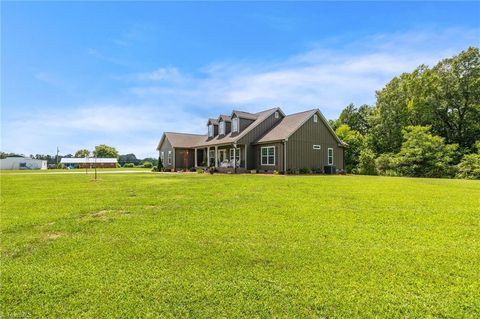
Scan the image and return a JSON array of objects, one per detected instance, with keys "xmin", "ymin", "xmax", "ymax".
[
  {"xmin": 232, "ymin": 117, "xmax": 239, "ymax": 133},
  {"xmin": 313, "ymin": 114, "xmax": 318, "ymax": 123},
  {"xmin": 219, "ymin": 121, "xmax": 225, "ymax": 135},
  {"xmin": 208, "ymin": 124, "xmax": 214, "ymax": 137}
]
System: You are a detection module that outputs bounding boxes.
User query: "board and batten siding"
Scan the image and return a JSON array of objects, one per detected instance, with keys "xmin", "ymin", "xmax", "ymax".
[
  {"xmin": 238, "ymin": 111, "xmax": 284, "ymax": 170},
  {"xmin": 286, "ymin": 113, "xmax": 344, "ymax": 170},
  {"xmin": 253, "ymin": 143, "xmax": 284, "ymax": 172},
  {"xmin": 158, "ymin": 137, "xmax": 174, "ymax": 169}
]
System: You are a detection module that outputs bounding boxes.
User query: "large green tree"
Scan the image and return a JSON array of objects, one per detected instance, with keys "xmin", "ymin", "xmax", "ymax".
[
  {"xmin": 74, "ymin": 149, "xmax": 90, "ymax": 158},
  {"xmin": 93, "ymin": 144, "xmax": 119, "ymax": 158}
]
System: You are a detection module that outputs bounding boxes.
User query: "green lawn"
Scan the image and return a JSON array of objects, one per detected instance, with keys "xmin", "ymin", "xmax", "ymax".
[{"xmin": 1, "ymin": 172, "xmax": 479, "ymax": 318}]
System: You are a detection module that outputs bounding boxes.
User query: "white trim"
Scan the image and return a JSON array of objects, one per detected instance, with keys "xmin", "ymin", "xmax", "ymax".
[
  {"xmin": 261, "ymin": 146, "xmax": 275, "ymax": 166},
  {"xmin": 167, "ymin": 150, "xmax": 172, "ymax": 166},
  {"xmin": 275, "ymin": 111, "xmax": 279, "ymax": 119},
  {"xmin": 232, "ymin": 117, "xmax": 239, "ymax": 132},
  {"xmin": 214, "ymin": 146, "xmax": 218, "ymax": 168},
  {"xmin": 313, "ymin": 114, "xmax": 318, "ymax": 123},
  {"xmin": 219, "ymin": 121, "xmax": 225, "ymax": 135},
  {"xmin": 313, "ymin": 144, "xmax": 321, "ymax": 150},
  {"xmin": 284, "ymin": 141, "xmax": 287, "ymax": 172},
  {"xmin": 208, "ymin": 124, "xmax": 214, "ymax": 137},
  {"xmin": 194, "ymin": 148, "xmax": 197, "ymax": 167},
  {"xmin": 328, "ymin": 148, "xmax": 334, "ymax": 165}
]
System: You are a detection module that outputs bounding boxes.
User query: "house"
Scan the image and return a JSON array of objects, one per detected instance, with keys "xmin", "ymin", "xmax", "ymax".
[
  {"xmin": 0, "ymin": 157, "xmax": 47, "ymax": 170},
  {"xmin": 60, "ymin": 157, "xmax": 118, "ymax": 169},
  {"xmin": 156, "ymin": 107, "xmax": 346, "ymax": 173}
]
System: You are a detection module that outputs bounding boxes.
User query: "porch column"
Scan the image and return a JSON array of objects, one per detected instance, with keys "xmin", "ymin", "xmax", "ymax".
[
  {"xmin": 244, "ymin": 145, "xmax": 248, "ymax": 169},
  {"xmin": 233, "ymin": 146, "xmax": 236, "ymax": 173},
  {"xmin": 194, "ymin": 148, "xmax": 198, "ymax": 167},
  {"xmin": 207, "ymin": 147, "xmax": 210, "ymax": 167},
  {"xmin": 214, "ymin": 146, "xmax": 218, "ymax": 168}
]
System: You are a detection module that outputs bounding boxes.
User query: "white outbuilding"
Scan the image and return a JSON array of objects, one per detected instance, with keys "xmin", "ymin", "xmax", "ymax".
[{"xmin": 0, "ymin": 157, "xmax": 47, "ymax": 170}]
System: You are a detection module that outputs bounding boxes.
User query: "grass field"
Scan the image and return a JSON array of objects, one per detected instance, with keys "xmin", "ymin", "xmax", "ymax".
[{"xmin": 1, "ymin": 172, "xmax": 479, "ymax": 318}]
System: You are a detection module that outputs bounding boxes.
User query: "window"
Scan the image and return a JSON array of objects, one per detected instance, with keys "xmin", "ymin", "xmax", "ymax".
[
  {"xmin": 232, "ymin": 117, "xmax": 239, "ymax": 132},
  {"xmin": 261, "ymin": 146, "xmax": 275, "ymax": 165},
  {"xmin": 328, "ymin": 148, "xmax": 334, "ymax": 165},
  {"xmin": 229, "ymin": 148, "xmax": 240, "ymax": 162},
  {"xmin": 275, "ymin": 111, "xmax": 279, "ymax": 119},
  {"xmin": 313, "ymin": 114, "xmax": 318, "ymax": 123},
  {"xmin": 219, "ymin": 121, "xmax": 225, "ymax": 135},
  {"xmin": 167, "ymin": 151, "xmax": 172, "ymax": 165},
  {"xmin": 208, "ymin": 124, "xmax": 214, "ymax": 137},
  {"xmin": 160, "ymin": 151, "xmax": 165, "ymax": 162},
  {"xmin": 313, "ymin": 145, "xmax": 321, "ymax": 150}
]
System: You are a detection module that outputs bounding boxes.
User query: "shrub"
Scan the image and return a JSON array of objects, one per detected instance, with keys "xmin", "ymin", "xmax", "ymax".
[
  {"xmin": 116, "ymin": 163, "xmax": 121, "ymax": 168},
  {"xmin": 456, "ymin": 153, "xmax": 480, "ymax": 179},
  {"xmin": 143, "ymin": 161, "xmax": 153, "ymax": 168},
  {"xmin": 157, "ymin": 156, "xmax": 163, "ymax": 171},
  {"xmin": 124, "ymin": 163, "xmax": 135, "ymax": 168},
  {"xmin": 395, "ymin": 126, "xmax": 458, "ymax": 178},
  {"xmin": 299, "ymin": 168, "xmax": 311, "ymax": 174},
  {"xmin": 189, "ymin": 167, "xmax": 196, "ymax": 172},
  {"xmin": 375, "ymin": 153, "xmax": 397, "ymax": 176},
  {"xmin": 151, "ymin": 167, "xmax": 159, "ymax": 172},
  {"xmin": 196, "ymin": 169, "xmax": 205, "ymax": 174},
  {"xmin": 358, "ymin": 148, "xmax": 377, "ymax": 175}
]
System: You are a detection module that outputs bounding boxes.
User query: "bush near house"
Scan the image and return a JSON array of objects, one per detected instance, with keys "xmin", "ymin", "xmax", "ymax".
[
  {"xmin": 123, "ymin": 163, "xmax": 135, "ymax": 168},
  {"xmin": 142, "ymin": 161, "xmax": 153, "ymax": 168}
]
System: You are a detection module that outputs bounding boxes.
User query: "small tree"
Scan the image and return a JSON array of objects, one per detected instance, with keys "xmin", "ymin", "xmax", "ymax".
[
  {"xmin": 358, "ymin": 148, "xmax": 377, "ymax": 175},
  {"xmin": 456, "ymin": 140, "xmax": 480, "ymax": 179},
  {"xmin": 335, "ymin": 124, "xmax": 364, "ymax": 173},
  {"xmin": 375, "ymin": 153, "xmax": 397, "ymax": 176},
  {"xmin": 157, "ymin": 155, "xmax": 163, "ymax": 171},
  {"xmin": 395, "ymin": 126, "xmax": 458, "ymax": 178}
]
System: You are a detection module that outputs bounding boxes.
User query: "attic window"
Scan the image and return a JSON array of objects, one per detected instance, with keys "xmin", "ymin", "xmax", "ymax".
[
  {"xmin": 219, "ymin": 121, "xmax": 225, "ymax": 135},
  {"xmin": 275, "ymin": 111, "xmax": 279, "ymax": 119},
  {"xmin": 208, "ymin": 124, "xmax": 214, "ymax": 137},
  {"xmin": 232, "ymin": 117, "xmax": 239, "ymax": 132},
  {"xmin": 313, "ymin": 114, "xmax": 318, "ymax": 123}
]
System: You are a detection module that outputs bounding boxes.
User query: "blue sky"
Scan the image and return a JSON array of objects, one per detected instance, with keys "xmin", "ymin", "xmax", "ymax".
[{"xmin": 2, "ymin": 2, "xmax": 479, "ymax": 158}]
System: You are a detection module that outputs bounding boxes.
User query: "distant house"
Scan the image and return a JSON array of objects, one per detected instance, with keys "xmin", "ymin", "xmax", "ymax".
[
  {"xmin": 60, "ymin": 158, "xmax": 118, "ymax": 169},
  {"xmin": 157, "ymin": 107, "xmax": 346, "ymax": 173},
  {"xmin": 0, "ymin": 157, "xmax": 47, "ymax": 170}
]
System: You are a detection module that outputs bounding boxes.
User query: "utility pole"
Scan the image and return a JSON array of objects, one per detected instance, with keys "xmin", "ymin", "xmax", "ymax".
[{"xmin": 56, "ymin": 146, "xmax": 60, "ymax": 168}]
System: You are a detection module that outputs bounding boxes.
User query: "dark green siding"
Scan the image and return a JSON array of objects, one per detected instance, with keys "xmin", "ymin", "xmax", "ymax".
[
  {"xmin": 286, "ymin": 113, "xmax": 344, "ymax": 170},
  {"xmin": 238, "ymin": 112, "xmax": 283, "ymax": 170},
  {"xmin": 253, "ymin": 143, "xmax": 284, "ymax": 172}
]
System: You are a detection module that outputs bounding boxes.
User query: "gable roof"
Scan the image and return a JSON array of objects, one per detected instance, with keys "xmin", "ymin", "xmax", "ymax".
[
  {"xmin": 196, "ymin": 107, "xmax": 281, "ymax": 147},
  {"xmin": 231, "ymin": 110, "xmax": 258, "ymax": 120},
  {"xmin": 256, "ymin": 109, "xmax": 317, "ymax": 143},
  {"xmin": 207, "ymin": 118, "xmax": 219, "ymax": 126},
  {"xmin": 218, "ymin": 115, "xmax": 231, "ymax": 122},
  {"xmin": 157, "ymin": 132, "xmax": 207, "ymax": 150},
  {"xmin": 256, "ymin": 108, "xmax": 346, "ymax": 146}
]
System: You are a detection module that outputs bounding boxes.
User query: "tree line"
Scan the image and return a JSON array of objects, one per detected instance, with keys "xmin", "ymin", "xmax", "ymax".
[
  {"xmin": 1, "ymin": 144, "xmax": 157, "ymax": 168},
  {"xmin": 331, "ymin": 47, "xmax": 480, "ymax": 179}
]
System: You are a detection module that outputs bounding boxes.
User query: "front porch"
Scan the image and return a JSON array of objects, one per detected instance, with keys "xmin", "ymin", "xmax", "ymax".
[{"xmin": 194, "ymin": 144, "xmax": 248, "ymax": 171}]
